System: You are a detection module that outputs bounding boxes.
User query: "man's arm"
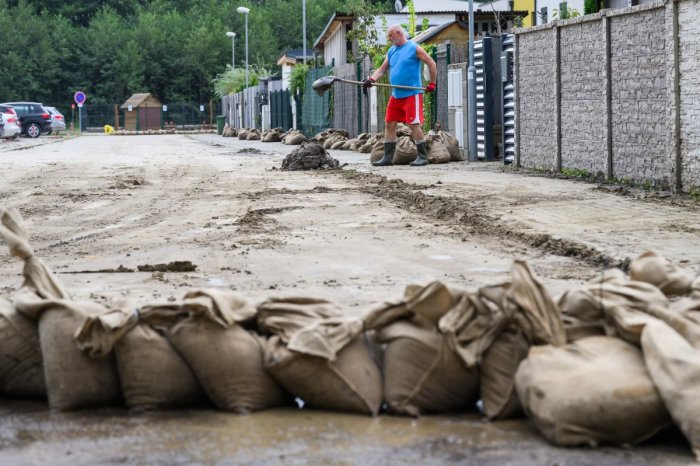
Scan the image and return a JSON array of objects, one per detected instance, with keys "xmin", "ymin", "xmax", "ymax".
[
  {"xmin": 416, "ymin": 46, "xmax": 437, "ymax": 85},
  {"xmin": 369, "ymin": 57, "xmax": 390, "ymax": 82}
]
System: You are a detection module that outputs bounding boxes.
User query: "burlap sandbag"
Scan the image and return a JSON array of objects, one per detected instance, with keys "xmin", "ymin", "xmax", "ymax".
[
  {"xmin": 0, "ymin": 297, "xmax": 45, "ymax": 398},
  {"xmin": 379, "ymin": 320, "xmax": 478, "ymax": 416},
  {"xmin": 246, "ymin": 131, "xmax": 260, "ymax": 140},
  {"xmin": 258, "ymin": 297, "xmax": 380, "ymax": 415},
  {"xmin": 427, "ymin": 140, "xmax": 450, "ymax": 164},
  {"xmin": 283, "ymin": 131, "xmax": 306, "ymax": 145},
  {"xmin": 262, "ymin": 131, "xmax": 281, "ymax": 142},
  {"xmin": 629, "ymin": 251, "xmax": 694, "ymax": 296},
  {"xmin": 440, "ymin": 130, "xmax": 462, "ymax": 161},
  {"xmin": 331, "ymin": 139, "xmax": 348, "ymax": 150},
  {"xmin": 642, "ymin": 319, "xmax": 700, "ymax": 460},
  {"xmin": 393, "ymin": 136, "xmax": 416, "ymax": 165},
  {"xmin": 515, "ymin": 336, "xmax": 670, "ymax": 447},
  {"xmin": 75, "ymin": 301, "xmax": 205, "ymax": 411},
  {"xmin": 238, "ymin": 129, "xmax": 250, "ymax": 139},
  {"xmin": 558, "ymin": 269, "xmax": 667, "ymax": 342},
  {"xmin": 115, "ymin": 323, "xmax": 205, "ymax": 410},
  {"xmin": 340, "ymin": 140, "xmax": 352, "ymax": 150},
  {"xmin": 21, "ymin": 297, "xmax": 123, "ymax": 411},
  {"xmin": 264, "ymin": 334, "xmax": 381, "ymax": 415},
  {"xmin": 479, "ymin": 326, "xmax": 528, "ymax": 420},
  {"xmin": 369, "ymin": 141, "xmax": 384, "ymax": 163},
  {"xmin": 169, "ymin": 318, "xmax": 289, "ymax": 413}
]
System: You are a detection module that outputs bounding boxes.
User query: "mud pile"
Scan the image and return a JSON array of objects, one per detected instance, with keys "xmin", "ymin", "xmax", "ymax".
[
  {"xmin": 1, "ymin": 207, "xmax": 700, "ymax": 460},
  {"xmin": 281, "ymin": 142, "xmax": 340, "ymax": 170}
]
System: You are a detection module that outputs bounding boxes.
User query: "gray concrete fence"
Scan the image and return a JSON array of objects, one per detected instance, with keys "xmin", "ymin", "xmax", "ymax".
[{"xmin": 514, "ymin": 0, "xmax": 700, "ymax": 192}]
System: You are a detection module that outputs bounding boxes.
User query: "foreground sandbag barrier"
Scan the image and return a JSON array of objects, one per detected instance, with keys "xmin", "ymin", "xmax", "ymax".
[{"xmin": 2, "ymin": 207, "xmax": 700, "ymax": 460}]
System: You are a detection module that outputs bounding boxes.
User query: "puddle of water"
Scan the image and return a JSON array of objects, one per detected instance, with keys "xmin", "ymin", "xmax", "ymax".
[{"xmin": 205, "ymin": 277, "xmax": 226, "ymax": 287}]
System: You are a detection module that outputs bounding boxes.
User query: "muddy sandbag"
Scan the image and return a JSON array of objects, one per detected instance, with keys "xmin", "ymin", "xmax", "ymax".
[
  {"xmin": 261, "ymin": 131, "xmax": 281, "ymax": 143},
  {"xmin": 393, "ymin": 136, "xmax": 417, "ymax": 165},
  {"xmin": 259, "ymin": 297, "xmax": 381, "ymax": 415},
  {"xmin": 281, "ymin": 142, "xmax": 340, "ymax": 170},
  {"xmin": 629, "ymin": 251, "xmax": 694, "ymax": 296},
  {"xmin": 479, "ymin": 326, "xmax": 528, "ymax": 420},
  {"xmin": 426, "ymin": 139, "xmax": 450, "ymax": 164},
  {"xmin": 642, "ymin": 319, "xmax": 700, "ymax": 460},
  {"xmin": 165, "ymin": 290, "xmax": 289, "ymax": 413},
  {"xmin": 379, "ymin": 320, "xmax": 478, "ymax": 416},
  {"xmin": 246, "ymin": 130, "xmax": 261, "ymax": 141},
  {"xmin": 237, "ymin": 129, "xmax": 250, "ymax": 139},
  {"xmin": 0, "ymin": 297, "xmax": 45, "ymax": 398},
  {"xmin": 76, "ymin": 304, "xmax": 205, "ymax": 411},
  {"xmin": 331, "ymin": 139, "xmax": 348, "ymax": 150},
  {"xmin": 558, "ymin": 270, "xmax": 668, "ymax": 343},
  {"xmin": 364, "ymin": 282, "xmax": 479, "ymax": 416},
  {"xmin": 18, "ymin": 294, "xmax": 122, "ymax": 411},
  {"xmin": 339, "ymin": 140, "xmax": 352, "ymax": 150},
  {"xmin": 369, "ymin": 140, "xmax": 384, "ymax": 163},
  {"xmin": 440, "ymin": 130, "xmax": 462, "ymax": 161},
  {"xmin": 323, "ymin": 135, "xmax": 342, "ymax": 149},
  {"xmin": 282, "ymin": 130, "xmax": 306, "ymax": 145},
  {"xmin": 515, "ymin": 336, "xmax": 671, "ymax": 447}
]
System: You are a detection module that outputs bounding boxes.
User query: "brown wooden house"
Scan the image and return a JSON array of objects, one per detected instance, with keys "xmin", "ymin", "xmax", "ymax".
[{"xmin": 120, "ymin": 93, "xmax": 162, "ymax": 130}]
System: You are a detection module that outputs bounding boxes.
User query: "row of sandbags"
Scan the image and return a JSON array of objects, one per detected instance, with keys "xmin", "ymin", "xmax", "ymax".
[
  {"xmin": 222, "ymin": 124, "xmax": 464, "ymax": 164},
  {"xmin": 2, "ymin": 206, "xmax": 700, "ymax": 459}
]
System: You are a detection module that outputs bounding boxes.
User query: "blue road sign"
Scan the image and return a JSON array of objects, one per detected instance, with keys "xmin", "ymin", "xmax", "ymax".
[{"xmin": 74, "ymin": 91, "xmax": 86, "ymax": 105}]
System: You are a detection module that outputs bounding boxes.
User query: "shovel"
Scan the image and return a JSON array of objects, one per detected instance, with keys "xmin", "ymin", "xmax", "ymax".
[{"xmin": 312, "ymin": 76, "xmax": 425, "ymax": 96}]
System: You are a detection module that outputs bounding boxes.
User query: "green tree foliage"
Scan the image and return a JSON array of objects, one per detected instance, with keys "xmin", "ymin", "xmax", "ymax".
[{"xmin": 1, "ymin": 0, "xmax": 384, "ymax": 106}]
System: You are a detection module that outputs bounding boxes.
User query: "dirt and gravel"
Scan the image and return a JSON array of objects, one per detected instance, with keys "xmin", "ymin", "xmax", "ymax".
[{"xmin": 0, "ymin": 133, "xmax": 698, "ymax": 465}]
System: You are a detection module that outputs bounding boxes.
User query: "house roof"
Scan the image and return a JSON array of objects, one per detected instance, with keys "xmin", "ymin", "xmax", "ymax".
[
  {"xmin": 277, "ymin": 49, "xmax": 315, "ymax": 65},
  {"xmin": 119, "ymin": 93, "xmax": 158, "ymax": 109},
  {"xmin": 313, "ymin": 12, "xmax": 354, "ymax": 50}
]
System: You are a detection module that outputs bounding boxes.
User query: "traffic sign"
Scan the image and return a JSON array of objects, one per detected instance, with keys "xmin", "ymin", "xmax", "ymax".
[{"xmin": 74, "ymin": 91, "xmax": 86, "ymax": 107}]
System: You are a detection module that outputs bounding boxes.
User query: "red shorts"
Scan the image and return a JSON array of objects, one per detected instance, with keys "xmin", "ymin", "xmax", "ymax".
[{"xmin": 385, "ymin": 94, "xmax": 424, "ymax": 125}]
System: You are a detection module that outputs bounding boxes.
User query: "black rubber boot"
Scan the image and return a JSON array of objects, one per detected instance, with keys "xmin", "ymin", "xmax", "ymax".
[
  {"xmin": 372, "ymin": 141, "xmax": 395, "ymax": 166},
  {"xmin": 410, "ymin": 141, "xmax": 429, "ymax": 166}
]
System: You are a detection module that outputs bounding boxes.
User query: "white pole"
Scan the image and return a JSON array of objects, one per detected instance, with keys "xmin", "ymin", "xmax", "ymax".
[
  {"xmin": 468, "ymin": 0, "xmax": 477, "ymax": 162},
  {"xmin": 302, "ymin": 0, "xmax": 307, "ymax": 63}
]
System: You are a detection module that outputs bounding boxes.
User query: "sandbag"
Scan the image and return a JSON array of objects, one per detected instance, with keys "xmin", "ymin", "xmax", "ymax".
[
  {"xmin": 283, "ymin": 131, "xmax": 306, "ymax": 145},
  {"xmin": 168, "ymin": 318, "xmax": 289, "ymax": 413},
  {"xmin": 331, "ymin": 140, "xmax": 348, "ymax": 150},
  {"xmin": 642, "ymin": 319, "xmax": 700, "ymax": 460},
  {"xmin": 264, "ymin": 335, "xmax": 381, "ymax": 415},
  {"xmin": 479, "ymin": 326, "xmax": 528, "ymax": 420},
  {"xmin": 440, "ymin": 130, "xmax": 462, "ymax": 161},
  {"xmin": 33, "ymin": 299, "xmax": 122, "ymax": 411},
  {"xmin": 261, "ymin": 131, "xmax": 281, "ymax": 142},
  {"xmin": 115, "ymin": 323, "xmax": 205, "ymax": 410},
  {"xmin": 0, "ymin": 297, "xmax": 45, "ymax": 398},
  {"xmin": 427, "ymin": 140, "xmax": 450, "ymax": 164},
  {"xmin": 246, "ymin": 131, "xmax": 260, "ymax": 140},
  {"xmin": 258, "ymin": 297, "xmax": 379, "ymax": 414},
  {"xmin": 379, "ymin": 320, "xmax": 479, "ymax": 416},
  {"xmin": 238, "ymin": 129, "xmax": 250, "ymax": 139},
  {"xmin": 369, "ymin": 141, "xmax": 384, "ymax": 163},
  {"xmin": 629, "ymin": 251, "xmax": 694, "ymax": 296},
  {"xmin": 340, "ymin": 140, "xmax": 352, "ymax": 150},
  {"xmin": 393, "ymin": 136, "xmax": 416, "ymax": 165},
  {"xmin": 515, "ymin": 336, "xmax": 670, "ymax": 447}
]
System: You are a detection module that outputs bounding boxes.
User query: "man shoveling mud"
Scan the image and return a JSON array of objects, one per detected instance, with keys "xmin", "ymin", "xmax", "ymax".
[{"xmin": 364, "ymin": 25, "xmax": 437, "ymax": 167}]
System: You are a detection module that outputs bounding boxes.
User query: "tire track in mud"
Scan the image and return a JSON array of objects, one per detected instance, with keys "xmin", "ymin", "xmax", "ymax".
[{"xmin": 333, "ymin": 170, "xmax": 630, "ymax": 270}]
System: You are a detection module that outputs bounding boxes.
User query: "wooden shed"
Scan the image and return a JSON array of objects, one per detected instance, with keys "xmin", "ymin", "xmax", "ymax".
[{"xmin": 120, "ymin": 93, "xmax": 162, "ymax": 130}]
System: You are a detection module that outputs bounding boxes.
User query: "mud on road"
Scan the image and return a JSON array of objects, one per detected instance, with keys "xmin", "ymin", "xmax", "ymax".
[{"xmin": 0, "ymin": 134, "xmax": 698, "ymax": 465}]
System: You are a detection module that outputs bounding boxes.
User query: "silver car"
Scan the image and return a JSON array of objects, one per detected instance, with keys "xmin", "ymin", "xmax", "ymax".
[
  {"xmin": 45, "ymin": 106, "xmax": 67, "ymax": 135},
  {"xmin": 0, "ymin": 104, "xmax": 21, "ymax": 140}
]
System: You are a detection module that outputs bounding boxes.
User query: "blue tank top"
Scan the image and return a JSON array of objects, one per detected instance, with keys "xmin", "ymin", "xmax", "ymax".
[{"xmin": 387, "ymin": 41, "xmax": 422, "ymax": 99}]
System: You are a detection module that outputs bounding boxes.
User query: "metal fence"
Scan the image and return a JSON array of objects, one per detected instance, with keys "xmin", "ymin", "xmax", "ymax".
[
  {"xmin": 300, "ymin": 66, "xmax": 332, "ymax": 136},
  {"xmin": 67, "ymin": 102, "xmax": 221, "ymax": 131}
]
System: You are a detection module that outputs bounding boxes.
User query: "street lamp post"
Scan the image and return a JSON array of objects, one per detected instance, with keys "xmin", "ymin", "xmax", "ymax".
[
  {"xmin": 237, "ymin": 6, "xmax": 250, "ymax": 127},
  {"xmin": 226, "ymin": 31, "xmax": 236, "ymax": 69},
  {"xmin": 237, "ymin": 7, "xmax": 250, "ymax": 90}
]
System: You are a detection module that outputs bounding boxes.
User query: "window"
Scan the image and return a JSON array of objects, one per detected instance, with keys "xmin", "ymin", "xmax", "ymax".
[
  {"xmin": 540, "ymin": 6, "xmax": 548, "ymax": 23},
  {"xmin": 559, "ymin": 2, "xmax": 569, "ymax": 19}
]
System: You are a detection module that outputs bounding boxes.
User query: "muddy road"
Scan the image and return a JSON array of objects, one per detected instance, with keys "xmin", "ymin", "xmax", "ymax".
[{"xmin": 0, "ymin": 134, "xmax": 698, "ymax": 465}]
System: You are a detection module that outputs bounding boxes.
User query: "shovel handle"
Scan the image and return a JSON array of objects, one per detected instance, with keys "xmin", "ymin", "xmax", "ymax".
[{"xmin": 340, "ymin": 78, "xmax": 426, "ymax": 92}]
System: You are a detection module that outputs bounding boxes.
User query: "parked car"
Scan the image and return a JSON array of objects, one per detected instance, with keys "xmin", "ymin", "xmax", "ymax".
[
  {"xmin": 0, "ymin": 104, "xmax": 21, "ymax": 140},
  {"xmin": 44, "ymin": 106, "xmax": 66, "ymax": 135},
  {"xmin": 0, "ymin": 102, "xmax": 51, "ymax": 138}
]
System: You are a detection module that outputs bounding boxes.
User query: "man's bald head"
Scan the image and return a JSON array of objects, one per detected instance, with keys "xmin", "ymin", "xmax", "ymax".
[{"xmin": 387, "ymin": 25, "xmax": 407, "ymax": 46}]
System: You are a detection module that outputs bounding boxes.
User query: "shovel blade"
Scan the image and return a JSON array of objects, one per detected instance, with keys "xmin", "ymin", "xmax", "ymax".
[{"xmin": 311, "ymin": 76, "xmax": 338, "ymax": 96}]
